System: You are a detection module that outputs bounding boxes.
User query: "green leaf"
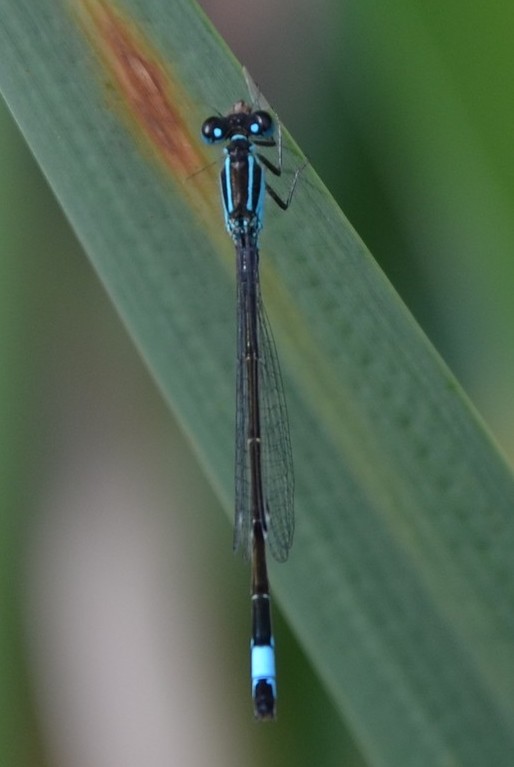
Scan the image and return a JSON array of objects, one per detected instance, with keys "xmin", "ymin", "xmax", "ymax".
[{"xmin": 2, "ymin": 1, "xmax": 514, "ymax": 764}]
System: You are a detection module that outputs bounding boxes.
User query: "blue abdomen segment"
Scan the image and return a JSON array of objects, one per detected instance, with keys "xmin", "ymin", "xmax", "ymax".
[
  {"xmin": 251, "ymin": 643, "xmax": 276, "ymax": 692},
  {"xmin": 251, "ymin": 641, "xmax": 276, "ymax": 719},
  {"xmin": 251, "ymin": 592, "xmax": 276, "ymax": 718}
]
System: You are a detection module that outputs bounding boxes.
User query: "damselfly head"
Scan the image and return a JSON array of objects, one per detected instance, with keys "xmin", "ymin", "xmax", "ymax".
[{"xmin": 201, "ymin": 105, "xmax": 274, "ymax": 144}]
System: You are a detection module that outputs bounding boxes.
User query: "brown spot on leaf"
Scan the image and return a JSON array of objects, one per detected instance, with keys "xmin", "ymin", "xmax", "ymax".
[{"xmin": 74, "ymin": 0, "xmax": 217, "ymax": 219}]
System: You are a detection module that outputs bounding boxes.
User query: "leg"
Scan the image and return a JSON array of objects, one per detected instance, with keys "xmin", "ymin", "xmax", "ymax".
[
  {"xmin": 256, "ymin": 114, "xmax": 307, "ymax": 209},
  {"xmin": 265, "ymin": 161, "xmax": 307, "ymax": 210},
  {"xmin": 256, "ymin": 120, "xmax": 285, "ymax": 177}
]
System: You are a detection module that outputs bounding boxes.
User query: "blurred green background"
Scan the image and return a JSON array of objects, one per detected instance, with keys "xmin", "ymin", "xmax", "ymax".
[{"xmin": 1, "ymin": 0, "xmax": 514, "ymax": 765}]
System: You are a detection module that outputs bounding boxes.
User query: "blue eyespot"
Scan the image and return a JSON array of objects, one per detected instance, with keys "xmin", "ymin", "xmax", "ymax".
[{"xmin": 201, "ymin": 116, "xmax": 227, "ymax": 144}]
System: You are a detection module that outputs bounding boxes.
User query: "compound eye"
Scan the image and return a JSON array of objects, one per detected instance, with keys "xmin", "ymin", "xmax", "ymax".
[
  {"xmin": 249, "ymin": 110, "xmax": 274, "ymax": 137},
  {"xmin": 201, "ymin": 116, "xmax": 227, "ymax": 143}
]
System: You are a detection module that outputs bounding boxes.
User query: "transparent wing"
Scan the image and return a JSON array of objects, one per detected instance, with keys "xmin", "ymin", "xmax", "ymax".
[
  {"xmin": 234, "ymin": 258, "xmax": 294, "ymax": 563},
  {"xmin": 242, "ymin": 65, "xmax": 273, "ymax": 113},
  {"xmin": 256, "ymin": 288, "xmax": 295, "ymax": 562},
  {"xmin": 234, "ymin": 265, "xmax": 253, "ymax": 560}
]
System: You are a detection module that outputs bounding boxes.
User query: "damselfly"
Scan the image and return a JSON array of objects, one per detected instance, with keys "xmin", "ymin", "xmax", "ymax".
[{"xmin": 202, "ymin": 95, "xmax": 302, "ymax": 719}]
